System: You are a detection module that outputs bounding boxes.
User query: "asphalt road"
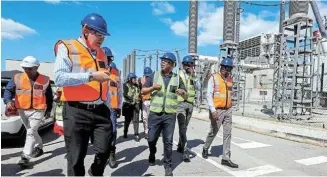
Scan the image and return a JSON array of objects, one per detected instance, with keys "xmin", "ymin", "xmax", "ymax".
[{"xmin": 2, "ymin": 117, "xmax": 327, "ymax": 176}]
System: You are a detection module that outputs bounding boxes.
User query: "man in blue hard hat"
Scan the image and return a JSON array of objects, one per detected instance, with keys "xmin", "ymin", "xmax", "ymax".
[
  {"xmin": 122, "ymin": 73, "xmax": 141, "ymax": 142},
  {"xmin": 202, "ymin": 57, "xmax": 239, "ymax": 168},
  {"xmin": 176, "ymin": 55, "xmax": 201, "ymax": 162},
  {"xmin": 102, "ymin": 47, "xmax": 123, "ymax": 169},
  {"xmin": 54, "ymin": 13, "xmax": 112, "ymax": 176},
  {"xmin": 140, "ymin": 67, "xmax": 153, "ymax": 139},
  {"xmin": 142, "ymin": 52, "xmax": 188, "ymax": 176}
]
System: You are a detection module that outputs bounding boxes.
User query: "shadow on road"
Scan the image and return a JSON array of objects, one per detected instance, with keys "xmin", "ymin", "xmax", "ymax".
[
  {"xmin": 115, "ymin": 145, "xmax": 148, "ymax": 164},
  {"xmin": 26, "ymin": 169, "xmax": 65, "ymax": 176},
  {"xmin": 187, "ymin": 139, "xmax": 205, "ymax": 150},
  {"xmin": 210, "ymin": 145, "xmax": 223, "ymax": 157},
  {"xmin": 111, "ymin": 159, "xmax": 149, "ymax": 176}
]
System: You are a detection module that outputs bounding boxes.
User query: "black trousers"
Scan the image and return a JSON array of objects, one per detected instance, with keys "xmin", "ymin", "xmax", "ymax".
[
  {"xmin": 124, "ymin": 103, "xmax": 139, "ymax": 136},
  {"xmin": 63, "ymin": 102, "xmax": 112, "ymax": 176},
  {"xmin": 147, "ymin": 111, "xmax": 176, "ymax": 168}
]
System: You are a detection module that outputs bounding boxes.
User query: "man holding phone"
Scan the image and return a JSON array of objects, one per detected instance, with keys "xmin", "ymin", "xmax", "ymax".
[{"xmin": 142, "ymin": 52, "xmax": 188, "ymax": 176}]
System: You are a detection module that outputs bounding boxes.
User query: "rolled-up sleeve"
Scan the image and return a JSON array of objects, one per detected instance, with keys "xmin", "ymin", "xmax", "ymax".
[
  {"xmin": 54, "ymin": 43, "xmax": 89, "ymax": 87},
  {"xmin": 207, "ymin": 76, "xmax": 216, "ymax": 112}
]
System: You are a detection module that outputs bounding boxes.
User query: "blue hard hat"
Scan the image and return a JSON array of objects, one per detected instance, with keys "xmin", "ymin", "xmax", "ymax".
[
  {"xmin": 160, "ymin": 52, "xmax": 176, "ymax": 63},
  {"xmin": 81, "ymin": 13, "xmax": 110, "ymax": 36},
  {"xmin": 220, "ymin": 57, "xmax": 233, "ymax": 67},
  {"xmin": 102, "ymin": 47, "xmax": 113, "ymax": 57},
  {"xmin": 127, "ymin": 73, "xmax": 137, "ymax": 79},
  {"xmin": 110, "ymin": 62, "xmax": 116, "ymax": 69},
  {"xmin": 182, "ymin": 55, "xmax": 193, "ymax": 64},
  {"xmin": 144, "ymin": 67, "xmax": 153, "ymax": 76}
]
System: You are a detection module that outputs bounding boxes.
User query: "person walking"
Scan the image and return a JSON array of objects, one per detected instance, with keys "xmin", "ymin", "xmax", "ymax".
[
  {"xmin": 4, "ymin": 56, "xmax": 53, "ymax": 166},
  {"xmin": 176, "ymin": 55, "xmax": 200, "ymax": 162},
  {"xmin": 140, "ymin": 67, "xmax": 153, "ymax": 139},
  {"xmin": 142, "ymin": 52, "xmax": 188, "ymax": 176},
  {"xmin": 202, "ymin": 57, "xmax": 239, "ymax": 168},
  {"xmin": 53, "ymin": 13, "xmax": 113, "ymax": 176},
  {"xmin": 122, "ymin": 73, "xmax": 140, "ymax": 142}
]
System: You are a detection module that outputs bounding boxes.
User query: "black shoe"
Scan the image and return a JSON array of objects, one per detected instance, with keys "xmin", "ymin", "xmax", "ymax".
[
  {"xmin": 202, "ymin": 149, "xmax": 208, "ymax": 159},
  {"xmin": 182, "ymin": 151, "xmax": 190, "ymax": 162},
  {"xmin": 123, "ymin": 133, "xmax": 127, "ymax": 138},
  {"xmin": 165, "ymin": 167, "xmax": 173, "ymax": 176},
  {"xmin": 148, "ymin": 153, "xmax": 155, "ymax": 166},
  {"xmin": 32, "ymin": 147, "xmax": 43, "ymax": 158},
  {"xmin": 221, "ymin": 159, "xmax": 239, "ymax": 168},
  {"xmin": 135, "ymin": 135, "xmax": 140, "ymax": 142},
  {"xmin": 177, "ymin": 146, "xmax": 183, "ymax": 154},
  {"xmin": 108, "ymin": 152, "xmax": 117, "ymax": 168},
  {"xmin": 18, "ymin": 157, "xmax": 29, "ymax": 167},
  {"xmin": 88, "ymin": 168, "xmax": 94, "ymax": 176}
]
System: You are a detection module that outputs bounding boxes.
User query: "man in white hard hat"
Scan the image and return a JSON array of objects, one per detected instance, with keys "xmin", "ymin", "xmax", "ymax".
[{"xmin": 3, "ymin": 56, "xmax": 53, "ymax": 167}]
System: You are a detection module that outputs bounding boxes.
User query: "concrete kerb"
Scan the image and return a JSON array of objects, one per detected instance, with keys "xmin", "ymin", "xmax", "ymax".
[{"xmin": 191, "ymin": 111, "xmax": 327, "ymax": 147}]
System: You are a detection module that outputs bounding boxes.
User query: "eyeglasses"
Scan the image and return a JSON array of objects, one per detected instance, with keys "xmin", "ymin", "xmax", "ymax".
[
  {"xmin": 161, "ymin": 59, "xmax": 173, "ymax": 65},
  {"xmin": 89, "ymin": 29, "xmax": 105, "ymax": 39}
]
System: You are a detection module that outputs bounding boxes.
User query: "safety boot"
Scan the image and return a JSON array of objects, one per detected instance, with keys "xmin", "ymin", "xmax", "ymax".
[
  {"xmin": 108, "ymin": 151, "xmax": 117, "ymax": 168},
  {"xmin": 202, "ymin": 148, "xmax": 208, "ymax": 159},
  {"xmin": 182, "ymin": 150, "xmax": 190, "ymax": 162},
  {"xmin": 165, "ymin": 167, "xmax": 173, "ymax": 176}
]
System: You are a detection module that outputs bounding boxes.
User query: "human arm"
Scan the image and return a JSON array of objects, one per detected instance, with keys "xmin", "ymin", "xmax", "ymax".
[
  {"xmin": 142, "ymin": 73, "xmax": 159, "ymax": 94},
  {"xmin": 3, "ymin": 79, "xmax": 16, "ymax": 110},
  {"xmin": 45, "ymin": 84, "xmax": 54, "ymax": 115},
  {"xmin": 207, "ymin": 76, "xmax": 216, "ymax": 113},
  {"xmin": 177, "ymin": 75, "xmax": 188, "ymax": 100}
]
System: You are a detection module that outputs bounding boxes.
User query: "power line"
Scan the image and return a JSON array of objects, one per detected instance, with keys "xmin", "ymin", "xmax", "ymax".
[{"xmin": 241, "ymin": 1, "xmax": 288, "ymax": 7}]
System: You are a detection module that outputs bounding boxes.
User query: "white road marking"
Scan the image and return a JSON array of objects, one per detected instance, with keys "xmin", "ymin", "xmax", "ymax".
[
  {"xmin": 216, "ymin": 134, "xmax": 271, "ymax": 149},
  {"xmin": 173, "ymin": 140, "xmax": 282, "ymax": 177},
  {"xmin": 234, "ymin": 165, "xmax": 283, "ymax": 177},
  {"xmin": 294, "ymin": 156, "xmax": 327, "ymax": 166}
]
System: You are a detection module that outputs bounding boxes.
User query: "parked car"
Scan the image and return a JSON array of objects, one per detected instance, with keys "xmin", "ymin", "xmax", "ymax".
[{"xmin": 1, "ymin": 70, "xmax": 56, "ymax": 142}]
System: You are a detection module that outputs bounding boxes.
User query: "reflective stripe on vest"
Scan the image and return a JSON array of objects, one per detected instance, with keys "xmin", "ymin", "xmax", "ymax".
[
  {"xmin": 177, "ymin": 70, "xmax": 196, "ymax": 103},
  {"xmin": 150, "ymin": 71, "xmax": 178, "ymax": 113},
  {"xmin": 141, "ymin": 76, "xmax": 151, "ymax": 101},
  {"xmin": 14, "ymin": 73, "xmax": 49, "ymax": 110},
  {"xmin": 54, "ymin": 39, "xmax": 108, "ymax": 101},
  {"xmin": 212, "ymin": 73, "xmax": 232, "ymax": 109},
  {"xmin": 109, "ymin": 71, "xmax": 119, "ymax": 109}
]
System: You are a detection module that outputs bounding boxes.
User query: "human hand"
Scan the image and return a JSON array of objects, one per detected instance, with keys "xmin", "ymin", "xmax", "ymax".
[
  {"xmin": 92, "ymin": 71, "xmax": 110, "ymax": 82},
  {"xmin": 176, "ymin": 89, "xmax": 185, "ymax": 95}
]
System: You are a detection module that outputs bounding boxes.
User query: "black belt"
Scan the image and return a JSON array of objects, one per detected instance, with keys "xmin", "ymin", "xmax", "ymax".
[{"xmin": 68, "ymin": 102, "xmax": 104, "ymax": 110}]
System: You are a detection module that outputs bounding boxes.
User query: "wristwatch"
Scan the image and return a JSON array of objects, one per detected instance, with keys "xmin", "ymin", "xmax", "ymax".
[{"xmin": 88, "ymin": 72, "xmax": 94, "ymax": 81}]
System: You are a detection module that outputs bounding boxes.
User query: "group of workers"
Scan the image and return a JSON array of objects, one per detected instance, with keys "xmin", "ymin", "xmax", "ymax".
[{"xmin": 3, "ymin": 12, "xmax": 238, "ymax": 176}]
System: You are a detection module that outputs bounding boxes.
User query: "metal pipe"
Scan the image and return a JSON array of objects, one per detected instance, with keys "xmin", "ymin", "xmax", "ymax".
[
  {"xmin": 279, "ymin": 0, "xmax": 286, "ymax": 33},
  {"xmin": 310, "ymin": 0, "xmax": 327, "ymax": 39}
]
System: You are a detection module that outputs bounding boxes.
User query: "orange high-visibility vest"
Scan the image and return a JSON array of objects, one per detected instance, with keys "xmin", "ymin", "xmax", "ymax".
[
  {"xmin": 108, "ymin": 68, "xmax": 119, "ymax": 109},
  {"xmin": 14, "ymin": 73, "xmax": 50, "ymax": 110},
  {"xmin": 212, "ymin": 73, "xmax": 232, "ymax": 109},
  {"xmin": 54, "ymin": 39, "xmax": 108, "ymax": 101},
  {"xmin": 141, "ymin": 76, "xmax": 151, "ymax": 101}
]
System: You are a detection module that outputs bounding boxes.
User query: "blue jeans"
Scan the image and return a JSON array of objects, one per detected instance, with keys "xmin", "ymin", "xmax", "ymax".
[{"xmin": 109, "ymin": 108, "xmax": 118, "ymax": 152}]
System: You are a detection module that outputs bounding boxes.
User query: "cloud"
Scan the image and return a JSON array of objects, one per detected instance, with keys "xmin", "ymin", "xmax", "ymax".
[
  {"xmin": 151, "ymin": 1, "xmax": 175, "ymax": 15},
  {"xmin": 44, "ymin": 0, "xmax": 61, "ymax": 4},
  {"xmin": 160, "ymin": 2, "xmax": 281, "ymax": 46},
  {"xmin": 1, "ymin": 18, "xmax": 37, "ymax": 40}
]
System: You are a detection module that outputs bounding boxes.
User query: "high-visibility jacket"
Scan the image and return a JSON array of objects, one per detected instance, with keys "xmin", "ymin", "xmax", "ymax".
[
  {"xmin": 150, "ymin": 71, "xmax": 179, "ymax": 113},
  {"xmin": 54, "ymin": 39, "xmax": 108, "ymax": 102},
  {"xmin": 177, "ymin": 70, "xmax": 196, "ymax": 103},
  {"xmin": 212, "ymin": 73, "xmax": 232, "ymax": 109},
  {"xmin": 108, "ymin": 69, "xmax": 120, "ymax": 109},
  {"xmin": 141, "ymin": 76, "xmax": 151, "ymax": 101},
  {"xmin": 14, "ymin": 73, "xmax": 50, "ymax": 110}
]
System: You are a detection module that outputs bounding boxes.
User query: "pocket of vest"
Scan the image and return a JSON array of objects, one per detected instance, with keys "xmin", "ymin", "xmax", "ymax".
[{"xmin": 169, "ymin": 86, "xmax": 177, "ymax": 93}]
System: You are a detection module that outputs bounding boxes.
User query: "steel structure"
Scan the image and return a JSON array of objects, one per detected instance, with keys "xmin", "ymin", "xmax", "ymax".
[
  {"xmin": 273, "ymin": 1, "xmax": 314, "ymax": 120},
  {"xmin": 188, "ymin": 0, "xmax": 198, "ymax": 57}
]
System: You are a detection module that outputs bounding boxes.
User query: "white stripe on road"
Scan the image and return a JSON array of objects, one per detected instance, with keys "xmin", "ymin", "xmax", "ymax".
[
  {"xmin": 173, "ymin": 140, "xmax": 282, "ymax": 177},
  {"xmin": 234, "ymin": 165, "xmax": 283, "ymax": 176},
  {"xmin": 216, "ymin": 134, "xmax": 271, "ymax": 149},
  {"xmin": 294, "ymin": 156, "xmax": 327, "ymax": 166}
]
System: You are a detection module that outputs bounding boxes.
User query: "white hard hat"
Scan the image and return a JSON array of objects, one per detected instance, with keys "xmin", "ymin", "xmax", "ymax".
[{"xmin": 20, "ymin": 56, "xmax": 40, "ymax": 68}]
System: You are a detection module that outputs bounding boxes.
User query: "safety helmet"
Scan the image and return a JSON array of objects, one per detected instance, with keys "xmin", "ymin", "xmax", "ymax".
[
  {"xmin": 182, "ymin": 55, "xmax": 193, "ymax": 64},
  {"xmin": 143, "ymin": 67, "xmax": 153, "ymax": 76},
  {"xmin": 110, "ymin": 62, "xmax": 116, "ymax": 69},
  {"xmin": 102, "ymin": 47, "xmax": 113, "ymax": 57},
  {"xmin": 127, "ymin": 73, "xmax": 137, "ymax": 79},
  {"xmin": 220, "ymin": 57, "xmax": 233, "ymax": 67},
  {"xmin": 20, "ymin": 56, "xmax": 40, "ymax": 68},
  {"xmin": 81, "ymin": 13, "xmax": 110, "ymax": 36},
  {"xmin": 160, "ymin": 52, "xmax": 176, "ymax": 63}
]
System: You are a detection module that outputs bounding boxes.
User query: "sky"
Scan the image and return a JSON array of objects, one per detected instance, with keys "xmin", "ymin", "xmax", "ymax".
[{"xmin": 2, "ymin": 0, "xmax": 327, "ymax": 77}]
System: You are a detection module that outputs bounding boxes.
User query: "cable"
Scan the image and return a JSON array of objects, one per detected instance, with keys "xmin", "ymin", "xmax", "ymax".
[{"xmin": 241, "ymin": 1, "xmax": 288, "ymax": 7}]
